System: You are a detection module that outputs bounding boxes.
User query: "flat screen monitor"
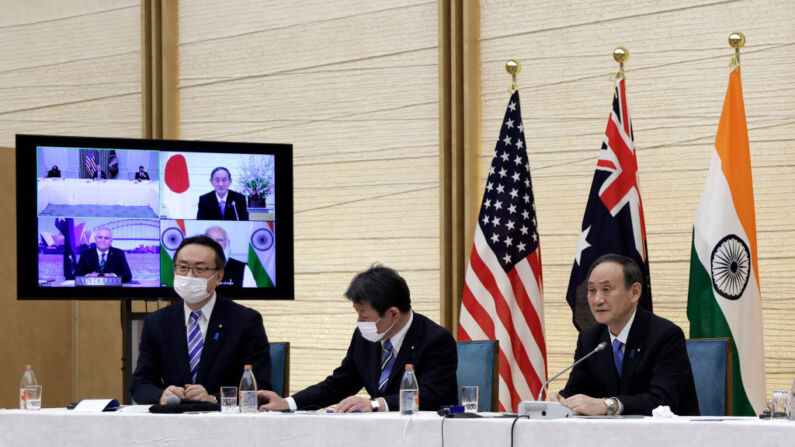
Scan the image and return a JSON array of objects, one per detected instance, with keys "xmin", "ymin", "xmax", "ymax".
[{"xmin": 16, "ymin": 134, "xmax": 294, "ymax": 300}]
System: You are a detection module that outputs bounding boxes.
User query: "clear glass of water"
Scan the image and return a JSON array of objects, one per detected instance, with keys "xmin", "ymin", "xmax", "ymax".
[
  {"xmin": 461, "ymin": 386, "xmax": 479, "ymax": 413},
  {"xmin": 770, "ymin": 389, "xmax": 789, "ymax": 419},
  {"xmin": 220, "ymin": 386, "xmax": 238, "ymax": 413},
  {"xmin": 23, "ymin": 385, "xmax": 42, "ymax": 410}
]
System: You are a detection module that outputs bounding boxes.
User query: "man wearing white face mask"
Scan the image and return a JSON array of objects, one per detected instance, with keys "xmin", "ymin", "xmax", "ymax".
[
  {"xmin": 257, "ymin": 264, "xmax": 458, "ymax": 412},
  {"xmin": 131, "ymin": 235, "xmax": 271, "ymax": 404}
]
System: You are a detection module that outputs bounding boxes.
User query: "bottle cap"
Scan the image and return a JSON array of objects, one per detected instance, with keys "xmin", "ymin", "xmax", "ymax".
[
  {"xmin": 406, "ymin": 364, "xmax": 414, "ymax": 370},
  {"xmin": 25, "ymin": 365, "xmax": 32, "ymax": 369},
  {"xmin": 244, "ymin": 364, "xmax": 252, "ymax": 369}
]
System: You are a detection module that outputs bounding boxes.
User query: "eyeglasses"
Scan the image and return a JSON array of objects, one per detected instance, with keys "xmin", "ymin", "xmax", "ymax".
[{"xmin": 174, "ymin": 265, "xmax": 218, "ymax": 275}]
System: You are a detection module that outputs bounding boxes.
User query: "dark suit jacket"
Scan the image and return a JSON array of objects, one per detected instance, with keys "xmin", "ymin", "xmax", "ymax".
[
  {"xmin": 559, "ymin": 307, "xmax": 700, "ymax": 415},
  {"xmin": 75, "ymin": 246, "xmax": 132, "ymax": 283},
  {"xmin": 292, "ymin": 312, "xmax": 458, "ymax": 411},
  {"xmin": 135, "ymin": 171, "xmax": 150, "ymax": 180},
  {"xmin": 220, "ymin": 258, "xmax": 246, "ymax": 288},
  {"xmin": 93, "ymin": 170, "xmax": 107, "ymax": 179},
  {"xmin": 197, "ymin": 190, "xmax": 249, "ymax": 221},
  {"xmin": 131, "ymin": 296, "xmax": 271, "ymax": 404}
]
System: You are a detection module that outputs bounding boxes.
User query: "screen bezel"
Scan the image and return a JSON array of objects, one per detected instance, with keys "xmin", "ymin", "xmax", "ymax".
[{"xmin": 16, "ymin": 134, "xmax": 294, "ymax": 301}]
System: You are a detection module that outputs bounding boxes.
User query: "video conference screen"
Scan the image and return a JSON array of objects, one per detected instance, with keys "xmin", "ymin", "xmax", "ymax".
[{"xmin": 16, "ymin": 134, "xmax": 294, "ymax": 300}]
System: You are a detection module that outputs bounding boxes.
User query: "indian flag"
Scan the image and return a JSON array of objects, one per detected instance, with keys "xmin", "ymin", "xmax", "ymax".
[
  {"xmin": 687, "ymin": 66, "xmax": 765, "ymax": 416},
  {"xmin": 160, "ymin": 220, "xmax": 185, "ymax": 287},
  {"xmin": 248, "ymin": 221, "xmax": 275, "ymax": 287}
]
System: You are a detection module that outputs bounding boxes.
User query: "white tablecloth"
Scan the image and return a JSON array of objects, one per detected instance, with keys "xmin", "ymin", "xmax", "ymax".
[
  {"xmin": 0, "ymin": 409, "xmax": 792, "ymax": 447},
  {"xmin": 37, "ymin": 179, "xmax": 159, "ymax": 214}
]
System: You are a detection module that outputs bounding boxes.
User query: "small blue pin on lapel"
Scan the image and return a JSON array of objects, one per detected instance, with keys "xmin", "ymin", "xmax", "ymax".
[{"xmin": 214, "ymin": 332, "xmax": 219, "ymax": 340}]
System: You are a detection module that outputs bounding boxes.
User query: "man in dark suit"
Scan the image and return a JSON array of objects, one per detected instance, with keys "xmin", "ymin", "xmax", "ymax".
[
  {"xmin": 258, "ymin": 265, "xmax": 458, "ymax": 412},
  {"xmin": 135, "ymin": 165, "xmax": 150, "ymax": 180},
  {"xmin": 196, "ymin": 167, "xmax": 249, "ymax": 221},
  {"xmin": 550, "ymin": 254, "xmax": 699, "ymax": 416},
  {"xmin": 46, "ymin": 165, "xmax": 61, "ymax": 178},
  {"xmin": 75, "ymin": 228, "xmax": 132, "ymax": 282},
  {"xmin": 205, "ymin": 225, "xmax": 251, "ymax": 288},
  {"xmin": 93, "ymin": 166, "xmax": 107, "ymax": 179},
  {"xmin": 131, "ymin": 235, "xmax": 271, "ymax": 404}
]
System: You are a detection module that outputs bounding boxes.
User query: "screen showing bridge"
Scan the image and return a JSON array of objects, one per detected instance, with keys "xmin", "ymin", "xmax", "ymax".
[{"xmin": 17, "ymin": 134, "xmax": 293, "ymax": 300}]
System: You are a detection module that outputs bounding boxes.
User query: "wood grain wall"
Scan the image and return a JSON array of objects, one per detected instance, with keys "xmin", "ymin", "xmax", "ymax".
[
  {"xmin": 0, "ymin": 0, "xmax": 141, "ymax": 407},
  {"xmin": 478, "ymin": 0, "xmax": 795, "ymax": 398},
  {"xmin": 177, "ymin": 0, "xmax": 441, "ymax": 393}
]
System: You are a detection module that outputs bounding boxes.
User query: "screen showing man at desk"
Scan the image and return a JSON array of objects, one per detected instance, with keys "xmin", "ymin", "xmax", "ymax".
[
  {"xmin": 74, "ymin": 227, "xmax": 132, "ymax": 283},
  {"xmin": 38, "ymin": 217, "xmax": 160, "ymax": 287},
  {"xmin": 160, "ymin": 152, "xmax": 274, "ymax": 221},
  {"xmin": 548, "ymin": 254, "xmax": 700, "ymax": 416},
  {"xmin": 34, "ymin": 144, "xmax": 277, "ymax": 290}
]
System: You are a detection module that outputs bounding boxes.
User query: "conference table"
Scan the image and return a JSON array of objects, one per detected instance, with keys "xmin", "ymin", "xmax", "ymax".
[
  {"xmin": 1, "ymin": 408, "xmax": 792, "ymax": 446},
  {"xmin": 37, "ymin": 178, "xmax": 159, "ymax": 215}
]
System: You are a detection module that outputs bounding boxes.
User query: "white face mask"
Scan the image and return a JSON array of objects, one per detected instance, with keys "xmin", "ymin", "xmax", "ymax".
[
  {"xmin": 174, "ymin": 273, "xmax": 216, "ymax": 304},
  {"xmin": 357, "ymin": 316, "xmax": 396, "ymax": 343}
]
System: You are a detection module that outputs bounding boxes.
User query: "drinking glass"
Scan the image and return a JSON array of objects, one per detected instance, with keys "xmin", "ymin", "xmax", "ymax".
[
  {"xmin": 220, "ymin": 386, "xmax": 239, "ymax": 413},
  {"xmin": 770, "ymin": 389, "xmax": 788, "ymax": 419},
  {"xmin": 461, "ymin": 386, "xmax": 479, "ymax": 413}
]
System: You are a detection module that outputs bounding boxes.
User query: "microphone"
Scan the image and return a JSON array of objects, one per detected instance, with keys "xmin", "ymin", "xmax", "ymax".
[
  {"xmin": 231, "ymin": 200, "xmax": 240, "ymax": 220},
  {"xmin": 536, "ymin": 341, "xmax": 608, "ymax": 400},
  {"xmin": 518, "ymin": 341, "xmax": 608, "ymax": 419},
  {"xmin": 165, "ymin": 395, "xmax": 181, "ymax": 406}
]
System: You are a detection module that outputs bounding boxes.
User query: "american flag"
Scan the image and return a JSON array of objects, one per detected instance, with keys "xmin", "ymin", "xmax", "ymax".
[
  {"xmin": 458, "ymin": 90, "xmax": 547, "ymax": 412},
  {"xmin": 565, "ymin": 76, "xmax": 652, "ymax": 331},
  {"xmin": 84, "ymin": 149, "xmax": 98, "ymax": 178}
]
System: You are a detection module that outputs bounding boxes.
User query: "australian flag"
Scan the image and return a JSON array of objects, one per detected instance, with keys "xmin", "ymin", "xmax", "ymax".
[{"xmin": 566, "ymin": 76, "xmax": 652, "ymax": 331}]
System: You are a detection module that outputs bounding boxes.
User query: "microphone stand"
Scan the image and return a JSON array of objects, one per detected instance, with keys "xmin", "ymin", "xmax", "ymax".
[
  {"xmin": 231, "ymin": 200, "xmax": 240, "ymax": 220},
  {"xmin": 518, "ymin": 341, "xmax": 608, "ymax": 419}
]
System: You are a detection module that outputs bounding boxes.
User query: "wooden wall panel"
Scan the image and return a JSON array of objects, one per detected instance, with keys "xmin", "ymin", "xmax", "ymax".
[
  {"xmin": 0, "ymin": 0, "xmax": 141, "ymax": 407},
  {"xmin": 480, "ymin": 0, "xmax": 795, "ymax": 398},
  {"xmin": 178, "ymin": 1, "xmax": 440, "ymax": 394}
]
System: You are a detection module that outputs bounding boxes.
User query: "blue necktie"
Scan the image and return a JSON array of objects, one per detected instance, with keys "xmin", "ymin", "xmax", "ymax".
[
  {"xmin": 99, "ymin": 252, "xmax": 106, "ymax": 271},
  {"xmin": 188, "ymin": 311, "xmax": 204, "ymax": 384},
  {"xmin": 378, "ymin": 339, "xmax": 395, "ymax": 393},
  {"xmin": 613, "ymin": 339, "xmax": 624, "ymax": 378},
  {"xmin": 219, "ymin": 200, "xmax": 226, "ymax": 218}
]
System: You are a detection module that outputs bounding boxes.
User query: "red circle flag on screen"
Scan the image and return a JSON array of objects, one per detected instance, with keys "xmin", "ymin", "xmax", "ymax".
[{"xmin": 165, "ymin": 154, "xmax": 190, "ymax": 193}]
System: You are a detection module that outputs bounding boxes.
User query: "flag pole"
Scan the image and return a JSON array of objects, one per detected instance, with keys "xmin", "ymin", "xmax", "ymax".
[
  {"xmin": 506, "ymin": 59, "xmax": 521, "ymax": 93},
  {"xmin": 613, "ymin": 46, "xmax": 628, "ymax": 80},
  {"xmin": 729, "ymin": 32, "xmax": 745, "ymax": 68}
]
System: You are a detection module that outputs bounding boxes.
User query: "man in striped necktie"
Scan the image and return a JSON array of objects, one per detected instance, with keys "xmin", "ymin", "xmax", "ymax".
[
  {"xmin": 257, "ymin": 265, "xmax": 459, "ymax": 413},
  {"xmin": 131, "ymin": 235, "xmax": 272, "ymax": 405}
]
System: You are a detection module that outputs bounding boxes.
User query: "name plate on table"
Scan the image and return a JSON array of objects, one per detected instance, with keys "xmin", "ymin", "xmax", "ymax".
[{"xmin": 75, "ymin": 276, "xmax": 122, "ymax": 287}]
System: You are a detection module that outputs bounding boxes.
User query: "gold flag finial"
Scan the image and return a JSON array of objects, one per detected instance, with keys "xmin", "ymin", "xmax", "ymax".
[
  {"xmin": 728, "ymin": 32, "xmax": 745, "ymax": 68},
  {"xmin": 506, "ymin": 59, "xmax": 521, "ymax": 93},
  {"xmin": 612, "ymin": 47, "xmax": 628, "ymax": 80}
]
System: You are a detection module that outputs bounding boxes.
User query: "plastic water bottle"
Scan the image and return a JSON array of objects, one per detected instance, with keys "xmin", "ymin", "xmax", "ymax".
[
  {"xmin": 399, "ymin": 363, "xmax": 419, "ymax": 415},
  {"xmin": 19, "ymin": 365, "xmax": 37, "ymax": 409},
  {"xmin": 238, "ymin": 364, "xmax": 258, "ymax": 413}
]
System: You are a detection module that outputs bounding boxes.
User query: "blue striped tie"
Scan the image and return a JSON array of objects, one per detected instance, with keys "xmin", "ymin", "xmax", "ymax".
[
  {"xmin": 378, "ymin": 339, "xmax": 395, "ymax": 393},
  {"xmin": 188, "ymin": 311, "xmax": 203, "ymax": 384}
]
